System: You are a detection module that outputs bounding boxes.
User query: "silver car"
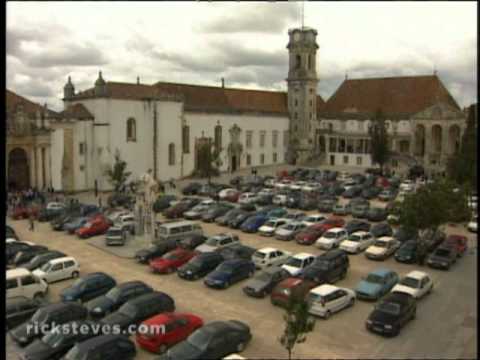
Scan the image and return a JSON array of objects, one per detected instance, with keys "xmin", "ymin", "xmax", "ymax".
[{"xmin": 274, "ymin": 221, "xmax": 307, "ymax": 241}]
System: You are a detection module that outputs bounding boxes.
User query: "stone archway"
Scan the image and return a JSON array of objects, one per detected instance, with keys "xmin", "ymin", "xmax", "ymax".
[
  {"xmin": 432, "ymin": 125, "xmax": 443, "ymax": 153},
  {"xmin": 448, "ymin": 124, "xmax": 461, "ymax": 155},
  {"xmin": 8, "ymin": 148, "xmax": 30, "ymax": 190},
  {"xmin": 228, "ymin": 124, "xmax": 243, "ymax": 173},
  {"xmin": 414, "ymin": 124, "xmax": 426, "ymax": 156}
]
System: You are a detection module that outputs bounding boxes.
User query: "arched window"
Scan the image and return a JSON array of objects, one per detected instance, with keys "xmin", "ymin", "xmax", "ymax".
[
  {"xmin": 126, "ymin": 118, "xmax": 136, "ymax": 142},
  {"xmin": 168, "ymin": 143, "xmax": 175, "ymax": 165},
  {"xmin": 182, "ymin": 126, "xmax": 190, "ymax": 154},
  {"xmin": 214, "ymin": 124, "xmax": 222, "ymax": 150},
  {"xmin": 296, "ymin": 55, "xmax": 301, "ymax": 69}
]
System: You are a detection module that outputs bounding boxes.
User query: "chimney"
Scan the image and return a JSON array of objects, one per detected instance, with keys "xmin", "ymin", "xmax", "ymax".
[{"xmin": 221, "ymin": 77, "xmax": 225, "ymax": 88}]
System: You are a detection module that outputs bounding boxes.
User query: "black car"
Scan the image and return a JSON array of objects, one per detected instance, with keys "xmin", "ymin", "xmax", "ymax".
[
  {"xmin": 182, "ymin": 182, "xmax": 202, "ymax": 195},
  {"xmin": 11, "ymin": 246, "xmax": 50, "ymax": 267},
  {"xmin": 370, "ymin": 222, "xmax": 393, "ymax": 238},
  {"xmin": 394, "ymin": 226, "xmax": 418, "ymax": 243},
  {"xmin": 101, "ymin": 291, "xmax": 175, "ymax": 330},
  {"xmin": 366, "ymin": 207, "xmax": 388, "ymax": 222},
  {"xmin": 298, "ymin": 196, "xmax": 318, "ymax": 211},
  {"xmin": 37, "ymin": 208, "xmax": 65, "ymax": 222},
  {"xmin": 228, "ymin": 211, "xmax": 252, "ymax": 229},
  {"xmin": 20, "ymin": 320, "xmax": 99, "ymax": 360},
  {"xmin": 202, "ymin": 203, "xmax": 234, "ymax": 223},
  {"xmin": 9, "ymin": 302, "xmax": 87, "ymax": 346},
  {"xmin": 300, "ymin": 249, "xmax": 349, "ymax": 284},
  {"xmin": 158, "ymin": 320, "xmax": 251, "ymax": 360},
  {"xmin": 394, "ymin": 240, "xmax": 418, "ymax": 264},
  {"xmin": 423, "ymin": 229, "xmax": 447, "ymax": 252},
  {"xmin": 427, "ymin": 245, "xmax": 457, "ymax": 270},
  {"xmin": 22, "ymin": 251, "xmax": 67, "ymax": 272},
  {"xmin": 177, "ymin": 252, "xmax": 225, "ymax": 280},
  {"xmin": 107, "ymin": 193, "xmax": 134, "ymax": 208},
  {"xmin": 366, "ymin": 292, "xmax": 416, "ymax": 336},
  {"xmin": 345, "ymin": 220, "xmax": 371, "ymax": 234},
  {"xmin": 63, "ymin": 334, "xmax": 136, "ymax": 360},
  {"xmin": 134, "ymin": 240, "xmax": 178, "ymax": 264},
  {"xmin": 7, "ymin": 242, "xmax": 35, "ymax": 263},
  {"xmin": 86, "ymin": 281, "xmax": 153, "ymax": 318},
  {"xmin": 243, "ymin": 266, "xmax": 290, "ymax": 298},
  {"xmin": 60, "ymin": 272, "xmax": 117, "ymax": 303},
  {"xmin": 215, "ymin": 208, "xmax": 244, "ymax": 226},
  {"xmin": 256, "ymin": 194, "xmax": 274, "ymax": 206},
  {"xmin": 178, "ymin": 235, "xmax": 207, "ymax": 250},
  {"xmin": 153, "ymin": 195, "xmax": 177, "ymax": 213},
  {"xmin": 204, "ymin": 259, "xmax": 256, "ymax": 289},
  {"xmin": 164, "ymin": 198, "xmax": 201, "ymax": 219},
  {"xmin": 6, "ymin": 297, "xmax": 41, "ymax": 331},
  {"xmin": 343, "ymin": 186, "xmax": 363, "ymax": 198},
  {"xmin": 52, "ymin": 214, "xmax": 77, "ymax": 231},
  {"xmin": 361, "ymin": 186, "xmax": 382, "ymax": 200},
  {"xmin": 217, "ymin": 243, "xmax": 256, "ymax": 261},
  {"xmin": 318, "ymin": 199, "xmax": 336, "ymax": 213}
]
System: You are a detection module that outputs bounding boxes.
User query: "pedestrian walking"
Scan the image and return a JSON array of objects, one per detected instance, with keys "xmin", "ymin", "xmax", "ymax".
[{"xmin": 29, "ymin": 214, "xmax": 35, "ymax": 231}]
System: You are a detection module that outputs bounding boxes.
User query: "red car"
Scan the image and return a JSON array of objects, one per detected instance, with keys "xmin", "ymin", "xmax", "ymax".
[
  {"xmin": 295, "ymin": 224, "xmax": 326, "ymax": 245},
  {"xmin": 225, "ymin": 190, "xmax": 241, "ymax": 203},
  {"xmin": 316, "ymin": 217, "xmax": 345, "ymax": 233},
  {"xmin": 136, "ymin": 312, "xmax": 203, "ymax": 353},
  {"xmin": 11, "ymin": 205, "xmax": 40, "ymax": 220},
  {"xmin": 270, "ymin": 277, "xmax": 317, "ymax": 308},
  {"xmin": 444, "ymin": 235, "xmax": 468, "ymax": 257},
  {"xmin": 149, "ymin": 248, "xmax": 196, "ymax": 274},
  {"xmin": 75, "ymin": 216, "xmax": 111, "ymax": 238}
]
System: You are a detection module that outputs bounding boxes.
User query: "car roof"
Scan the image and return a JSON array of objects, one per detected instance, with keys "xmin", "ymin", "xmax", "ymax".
[
  {"xmin": 280, "ymin": 277, "xmax": 304, "ymax": 287},
  {"xmin": 370, "ymin": 268, "xmax": 394, "ymax": 277},
  {"xmin": 405, "ymin": 270, "xmax": 428, "ymax": 280},
  {"xmin": 73, "ymin": 334, "xmax": 130, "ymax": 351},
  {"xmin": 127, "ymin": 291, "xmax": 170, "ymax": 305},
  {"xmin": 351, "ymin": 231, "xmax": 370, "ymax": 236},
  {"xmin": 325, "ymin": 227, "xmax": 345, "ymax": 233},
  {"xmin": 377, "ymin": 236, "xmax": 394, "ymax": 242},
  {"xmin": 310, "ymin": 284, "xmax": 339, "ymax": 296},
  {"xmin": 160, "ymin": 220, "xmax": 195, "ymax": 228},
  {"xmin": 116, "ymin": 280, "xmax": 148, "ymax": 290},
  {"xmin": 383, "ymin": 291, "xmax": 414, "ymax": 304},
  {"xmin": 257, "ymin": 247, "xmax": 279, "ymax": 253},
  {"xmin": 7, "ymin": 268, "xmax": 33, "ymax": 279},
  {"xmin": 48, "ymin": 256, "xmax": 76, "ymax": 264},
  {"xmin": 293, "ymin": 252, "xmax": 314, "ymax": 259}
]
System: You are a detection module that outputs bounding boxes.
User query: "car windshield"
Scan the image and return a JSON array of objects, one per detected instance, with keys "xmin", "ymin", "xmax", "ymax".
[
  {"xmin": 253, "ymin": 252, "xmax": 266, "ymax": 259},
  {"xmin": 187, "ymin": 329, "xmax": 211, "ymax": 350},
  {"xmin": 42, "ymin": 331, "xmax": 65, "ymax": 348},
  {"xmin": 107, "ymin": 229, "xmax": 122, "ymax": 236},
  {"xmin": 264, "ymin": 220, "xmax": 276, "ymax": 227},
  {"xmin": 323, "ymin": 232, "xmax": 337, "ymax": 239},
  {"xmin": 366, "ymin": 274, "xmax": 385, "ymax": 284},
  {"xmin": 307, "ymin": 292, "xmax": 324, "ymax": 303},
  {"xmin": 40, "ymin": 262, "xmax": 52, "ymax": 272},
  {"xmin": 399, "ymin": 277, "xmax": 420, "ymax": 288},
  {"xmin": 106, "ymin": 287, "xmax": 122, "ymax": 302},
  {"xmin": 31, "ymin": 310, "xmax": 48, "ymax": 323},
  {"xmin": 205, "ymin": 237, "xmax": 221, "ymax": 246},
  {"xmin": 376, "ymin": 301, "xmax": 401, "ymax": 315},
  {"xmin": 120, "ymin": 303, "xmax": 138, "ymax": 318},
  {"xmin": 374, "ymin": 240, "xmax": 388, "ymax": 248},
  {"xmin": 158, "ymin": 228, "xmax": 168, "ymax": 235},
  {"xmin": 434, "ymin": 248, "xmax": 451, "ymax": 257},
  {"xmin": 304, "ymin": 216, "xmax": 317, "ymax": 222},
  {"xmin": 285, "ymin": 257, "xmax": 302, "ymax": 268},
  {"xmin": 163, "ymin": 252, "xmax": 180, "ymax": 260}
]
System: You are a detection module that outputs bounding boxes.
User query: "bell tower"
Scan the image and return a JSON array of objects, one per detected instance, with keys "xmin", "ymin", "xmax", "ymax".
[{"xmin": 286, "ymin": 27, "xmax": 319, "ymax": 164}]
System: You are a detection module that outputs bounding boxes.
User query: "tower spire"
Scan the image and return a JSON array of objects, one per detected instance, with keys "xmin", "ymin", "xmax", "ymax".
[{"xmin": 301, "ymin": 0, "xmax": 305, "ymax": 29}]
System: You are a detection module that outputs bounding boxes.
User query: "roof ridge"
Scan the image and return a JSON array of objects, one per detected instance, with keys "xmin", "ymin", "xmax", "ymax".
[
  {"xmin": 346, "ymin": 74, "xmax": 437, "ymax": 81},
  {"xmin": 153, "ymin": 80, "xmax": 287, "ymax": 94}
]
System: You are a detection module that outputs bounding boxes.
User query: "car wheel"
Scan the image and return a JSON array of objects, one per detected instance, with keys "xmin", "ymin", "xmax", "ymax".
[
  {"xmin": 157, "ymin": 344, "xmax": 168, "ymax": 354},
  {"xmin": 349, "ymin": 297, "xmax": 355, "ymax": 307},
  {"xmin": 236, "ymin": 342, "xmax": 246, "ymax": 353},
  {"xmin": 72, "ymin": 271, "xmax": 79, "ymax": 278},
  {"xmin": 324, "ymin": 310, "xmax": 332, "ymax": 319},
  {"xmin": 33, "ymin": 292, "xmax": 44, "ymax": 301}
]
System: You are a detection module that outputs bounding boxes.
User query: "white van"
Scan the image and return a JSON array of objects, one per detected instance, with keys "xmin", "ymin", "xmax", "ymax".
[
  {"xmin": 33, "ymin": 257, "xmax": 80, "ymax": 284},
  {"xmin": 115, "ymin": 213, "xmax": 135, "ymax": 234},
  {"xmin": 7, "ymin": 268, "xmax": 48, "ymax": 300},
  {"xmin": 154, "ymin": 220, "xmax": 203, "ymax": 244}
]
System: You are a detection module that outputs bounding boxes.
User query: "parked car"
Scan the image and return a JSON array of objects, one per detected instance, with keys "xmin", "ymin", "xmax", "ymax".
[
  {"xmin": 270, "ymin": 277, "xmax": 317, "ymax": 308},
  {"xmin": 6, "ymin": 296, "xmax": 42, "ymax": 331},
  {"xmin": 307, "ymin": 284, "xmax": 356, "ymax": 319},
  {"xmin": 11, "ymin": 245, "xmax": 49, "ymax": 267},
  {"xmin": 216, "ymin": 208, "xmax": 244, "ymax": 226},
  {"xmin": 394, "ymin": 240, "xmax": 418, "ymax": 264},
  {"xmin": 86, "ymin": 280, "xmax": 153, "ymax": 318},
  {"xmin": 243, "ymin": 266, "xmax": 291, "ymax": 298},
  {"xmin": 217, "ymin": 243, "xmax": 256, "ymax": 261},
  {"xmin": 339, "ymin": 231, "xmax": 375, "ymax": 254},
  {"xmin": 301, "ymin": 213, "xmax": 327, "ymax": 227},
  {"xmin": 157, "ymin": 320, "xmax": 251, "ymax": 360},
  {"xmin": 150, "ymin": 248, "xmax": 197, "ymax": 274},
  {"xmin": 343, "ymin": 185, "xmax": 363, "ymax": 198},
  {"xmin": 427, "ymin": 245, "xmax": 458, "ymax": 270},
  {"xmin": 362, "ymin": 186, "xmax": 382, "ymax": 200},
  {"xmin": 20, "ymin": 320, "xmax": 100, "ymax": 360},
  {"xmin": 202, "ymin": 203, "xmax": 234, "ymax": 223},
  {"xmin": 153, "ymin": 195, "xmax": 178, "ymax": 213},
  {"xmin": 107, "ymin": 193, "xmax": 134, "ymax": 208},
  {"xmin": 252, "ymin": 247, "xmax": 291, "ymax": 269},
  {"xmin": 355, "ymin": 268, "xmax": 399, "ymax": 301},
  {"xmin": 422, "ymin": 229, "xmax": 446, "ymax": 252},
  {"xmin": 365, "ymin": 236, "xmax": 401, "ymax": 260},
  {"xmin": 274, "ymin": 221, "xmax": 307, "ymax": 241},
  {"xmin": 136, "ymin": 312, "xmax": 204, "ymax": 354},
  {"xmin": 178, "ymin": 235, "xmax": 207, "ymax": 250},
  {"xmin": 315, "ymin": 227, "xmax": 348, "ymax": 250},
  {"xmin": 63, "ymin": 216, "xmax": 89, "ymax": 234},
  {"xmin": 196, "ymin": 233, "xmax": 240, "ymax": 253},
  {"xmin": 228, "ymin": 210, "xmax": 253, "ymax": 229},
  {"xmin": 60, "ymin": 272, "xmax": 116, "ymax": 303},
  {"xmin": 391, "ymin": 270, "xmax": 433, "ymax": 299},
  {"xmin": 204, "ymin": 258, "xmax": 256, "ymax": 289},
  {"xmin": 238, "ymin": 192, "xmax": 259, "ymax": 205},
  {"xmin": 332, "ymin": 203, "xmax": 350, "ymax": 216},
  {"xmin": 298, "ymin": 196, "xmax": 319, "ymax": 211},
  {"xmin": 281, "ymin": 253, "xmax": 316, "ymax": 276},
  {"xmin": 177, "ymin": 252, "xmax": 224, "ymax": 280},
  {"xmin": 134, "ymin": 240, "xmax": 178, "ymax": 264},
  {"xmin": 378, "ymin": 188, "xmax": 397, "ymax": 202},
  {"xmin": 370, "ymin": 222, "xmax": 393, "ymax": 238},
  {"xmin": 365, "ymin": 292, "xmax": 416, "ymax": 336},
  {"xmin": 182, "ymin": 182, "xmax": 202, "ymax": 195},
  {"xmin": 318, "ymin": 199, "xmax": 336, "ymax": 213},
  {"xmin": 295, "ymin": 224, "xmax": 326, "ymax": 246},
  {"xmin": 164, "ymin": 198, "xmax": 201, "ymax": 219},
  {"xmin": 240, "ymin": 214, "xmax": 269, "ymax": 233},
  {"xmin": 366, "ymin": 207, "xmax": 388, "ymax": 222},
  {"xmin": 7, "ymin": 241, "xmax": 36, "ymax": 263},
  {"xmin": 63, "ymin": 334, "xmax": 136, "ymax": 360},
  {"xmin": 467, "ymin": 215, "xmax": 477, "ymax": 232},
  {"xmin": 258, "ymin": 218, "xmax": 289, "ymax": 237},
  {"xmin": 351, "ymin": 202, "xmax": 371, "ymax": 219},
  {"xmin": 76, "ymin": 216, "xmax": 111, "ymax": 238},
  {"xmin": 32, "ymin": 256, "xmax": 80, "ymax": 283},
  {"xmin": 399, "ymin": 179, "xmax": 415, "ymax": 192},
  {"xmin": 300, "ymin": 249, "xmax": 349, "ymax": 284},
  {"xmin": 444, "ymin": 234, "xmax": 468, "ymax": 257},
  {"xmin": 315, "ymin": 217, "xmax": 346, "ymax": 236},
  {"xmin": 21, "ymin": 251, "xmax": 66, "ymax": 272},
  {"xmin": 9, "ymin": 302, "xmax": 87, "ymax": 346},
  {"xmin": 7, "ymin": 268, "xmax": 48, "ymax": 301}
]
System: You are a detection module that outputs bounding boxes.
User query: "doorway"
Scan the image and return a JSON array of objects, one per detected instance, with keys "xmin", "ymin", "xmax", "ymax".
[
  {"xmin": 8, "ymin": 148, "xmax": 30, "ymax": 190},
  {"xmin": 231, "ymin": 156, "xmax": 237, "ymax": 172}
]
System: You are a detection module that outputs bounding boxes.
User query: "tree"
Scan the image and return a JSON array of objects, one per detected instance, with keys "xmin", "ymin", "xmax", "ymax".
[
  {"xmin": 447, "ymin": 104, "xmax": 477, "ymax": 191},
  {"xmin": 192, "ymin": 138, "xmax": 222, "ymax": 183},
  {"xmin": 396, "ymin": 178, "xmax": 470, "ymax": 264},
  {"xmin": 369, "ymin": 109, "xmax": 390, "ymax": 175},
  {"xmin": 279, "ymin": 293, "xmax": 316, "ymax": 360},
  {"xmin": 104, "ymin": 149, "xmax": 132, "ymax": 192}
]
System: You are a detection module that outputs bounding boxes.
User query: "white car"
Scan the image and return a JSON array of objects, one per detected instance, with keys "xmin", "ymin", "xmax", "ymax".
[
  {"xmin": 301, "ymin": 182, "xmax": 321, "ymax": 192},
  {"xmin": 258, "ymin": 188, "xmax": 274, "ymax": 197},
  {"xmin": 340, "ymin": 231, "xmax": 375, "ymax": 254},
  {"xmin": 238, "ymin": 192, "xmax": 258, "ymax": 205},
  {"xmin": 467, "ymin": 215, "xmax": 477, "ymax": 233},
  {"xmin": 46, "ymin": 202, "xmax": 65, "ymax": 211},
  {"xmin": 281, "ymin": 253, "xmax": 316, "ymax": 276},
  {"xmin": 195, "ymin": 233, "xmax": 239, "ymax": 253},
  {"xmin": 273, "ymin": 194, "xmax": 288, "ymax": 206},
  {"xmin": 307, "ymin": 284, "xmax": 356, "ymax": 319},
  {"xmin": 391, "ymin": 270, "xmax": 433, "ymax": 299},
  {"xmin": 281, "ymin": 212, "xmax": 306, "ymax": 222},
  {"xmin": 365, "ymin": 236, "xmax": 401, "ymax": 260},
  {"xmin": 252, "ymin": 247, "xmax": 292, "ymax": 269},
  {"xmin": 302, "ymin": 214, "xmax": 327, "ymax": 227},
  {"xmin": 107, "ymin": 210, "xmax": 131, "ymax": 223},
  {"xmin": 258, "ymin": 218, "xmax": 290, "ymax": 237},
  {"xmin": 7, "ymin": 268, "xmax": 48, "ymax": 300},
  {"xmin": 274, "ymin": 180, "xmax": 291, "ymax": 190},
  {"xmin": 114, "ymin": 213, "xmax": 135, "ymax": 232},
  {"xmin": 274, "ymin": 221, "xmax": 307, "ymax": 241},
  {"xmin": 6, "ymin": 238, "xmax": 17, "ymax": 244},
  {"xmin": 32, "ymin": 256, "xmax": 80, "ymax": 283},
  {"xmin": 315, "ymin": 228, "xmax": 348, "ymax": 250},
  {"xmin": 289, "ymin": 181, "xmax": 306, "ymax": 191},
  {"xmin": 399, "ymin": 179, "xmax": 415, "ymax": 192},
  {"xmin": 219, "ymin": 188, "xmax": 238, "ymax": 200}
]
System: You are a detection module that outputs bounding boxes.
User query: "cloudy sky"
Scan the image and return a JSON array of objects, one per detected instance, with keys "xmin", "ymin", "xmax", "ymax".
[{"xmin": 6, "ymin": 1, "xmax": 477, "ymax": 111}]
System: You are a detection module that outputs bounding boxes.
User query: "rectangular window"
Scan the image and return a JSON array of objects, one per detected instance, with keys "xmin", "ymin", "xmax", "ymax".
[
  {"xmin": 260, "ymin": 154, "xmax": 265, "ymax": 164},
  {"xmin": 246, "ymin": 154, "xmax": 251, "ymax": 166},
  {"xmin": 343, "ymin": 155, "xmax": 349, "ymax": 164},
  {"xmin": 338, "ymin": 139, "xmax": 346, "ymax": 152},
  {"xmin": 246, "ymin": 131, "xmax": 253, "ymax": 149},
  {"xmin": 79, "ymin": 142, "xmax": 85, "ymax": 155},
  {"xmin": 355, "ymin": 139, "xmax": 363, "ymax": 153},
  {"xmin": 273, "ymin": 153, "xmax": 277, "ymax": 163},
  {"xmin": 260, "ymin": 131, "xmax": 266, "ymax": 147},
  {"xmin": 356, "ymin": 156, "xmax": 362, "ymax": 165},
  {"xmin": 346, "ymin": 139, "xmax": 354, "ymax": 153},
  {"xmin": 365, "ymin": 139, "xmax": 371, "ymax": 153},
  {"xmin": 272, "ymin": 131, "xmax": 278, "ymax": 148},
  {"xmin": 182, "ymin": 126, "xmax": 190, "ymax": 154},
  {"xmin": 329, "ymin": 138, "xmax": 337, "ymax": 153}
]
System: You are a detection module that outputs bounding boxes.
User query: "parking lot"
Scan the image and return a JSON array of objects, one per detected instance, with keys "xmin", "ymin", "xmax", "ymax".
[{"xmin": 6, "ymin": 191, "xmax": 477, "ymax": 360}]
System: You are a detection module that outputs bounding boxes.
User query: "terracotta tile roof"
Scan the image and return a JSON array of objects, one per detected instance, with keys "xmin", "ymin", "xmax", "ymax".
[
  {"xmin": 6, "ymin": 89, "xmax": 59, "ymax": 118},
  {"xmin": 322, "ymin": 75, "xmax": 460, "ymax": 119},
  {"xmin": 59, "ymin": 103, "xmax": 94, "ymax": 120}
]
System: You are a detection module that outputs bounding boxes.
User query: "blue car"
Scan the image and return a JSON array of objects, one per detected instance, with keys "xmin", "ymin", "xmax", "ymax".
[
  {"xmin": 64, "ymin": 216, "xmax": 89, "ymax": 234},
  {"xmin": 204, "ymin": 258, "xmax": 256, "ymax": 289},
  {"xmin": 240, "ymin": 214, "xmax": 269, "ymax": 233},
  {"xmin": 355, "ymin": 268, "xmax": 399, "ymax": 301},
  {"xmin": 267, "ymin": 208, "xmax": 288, "ymax": 219}
]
